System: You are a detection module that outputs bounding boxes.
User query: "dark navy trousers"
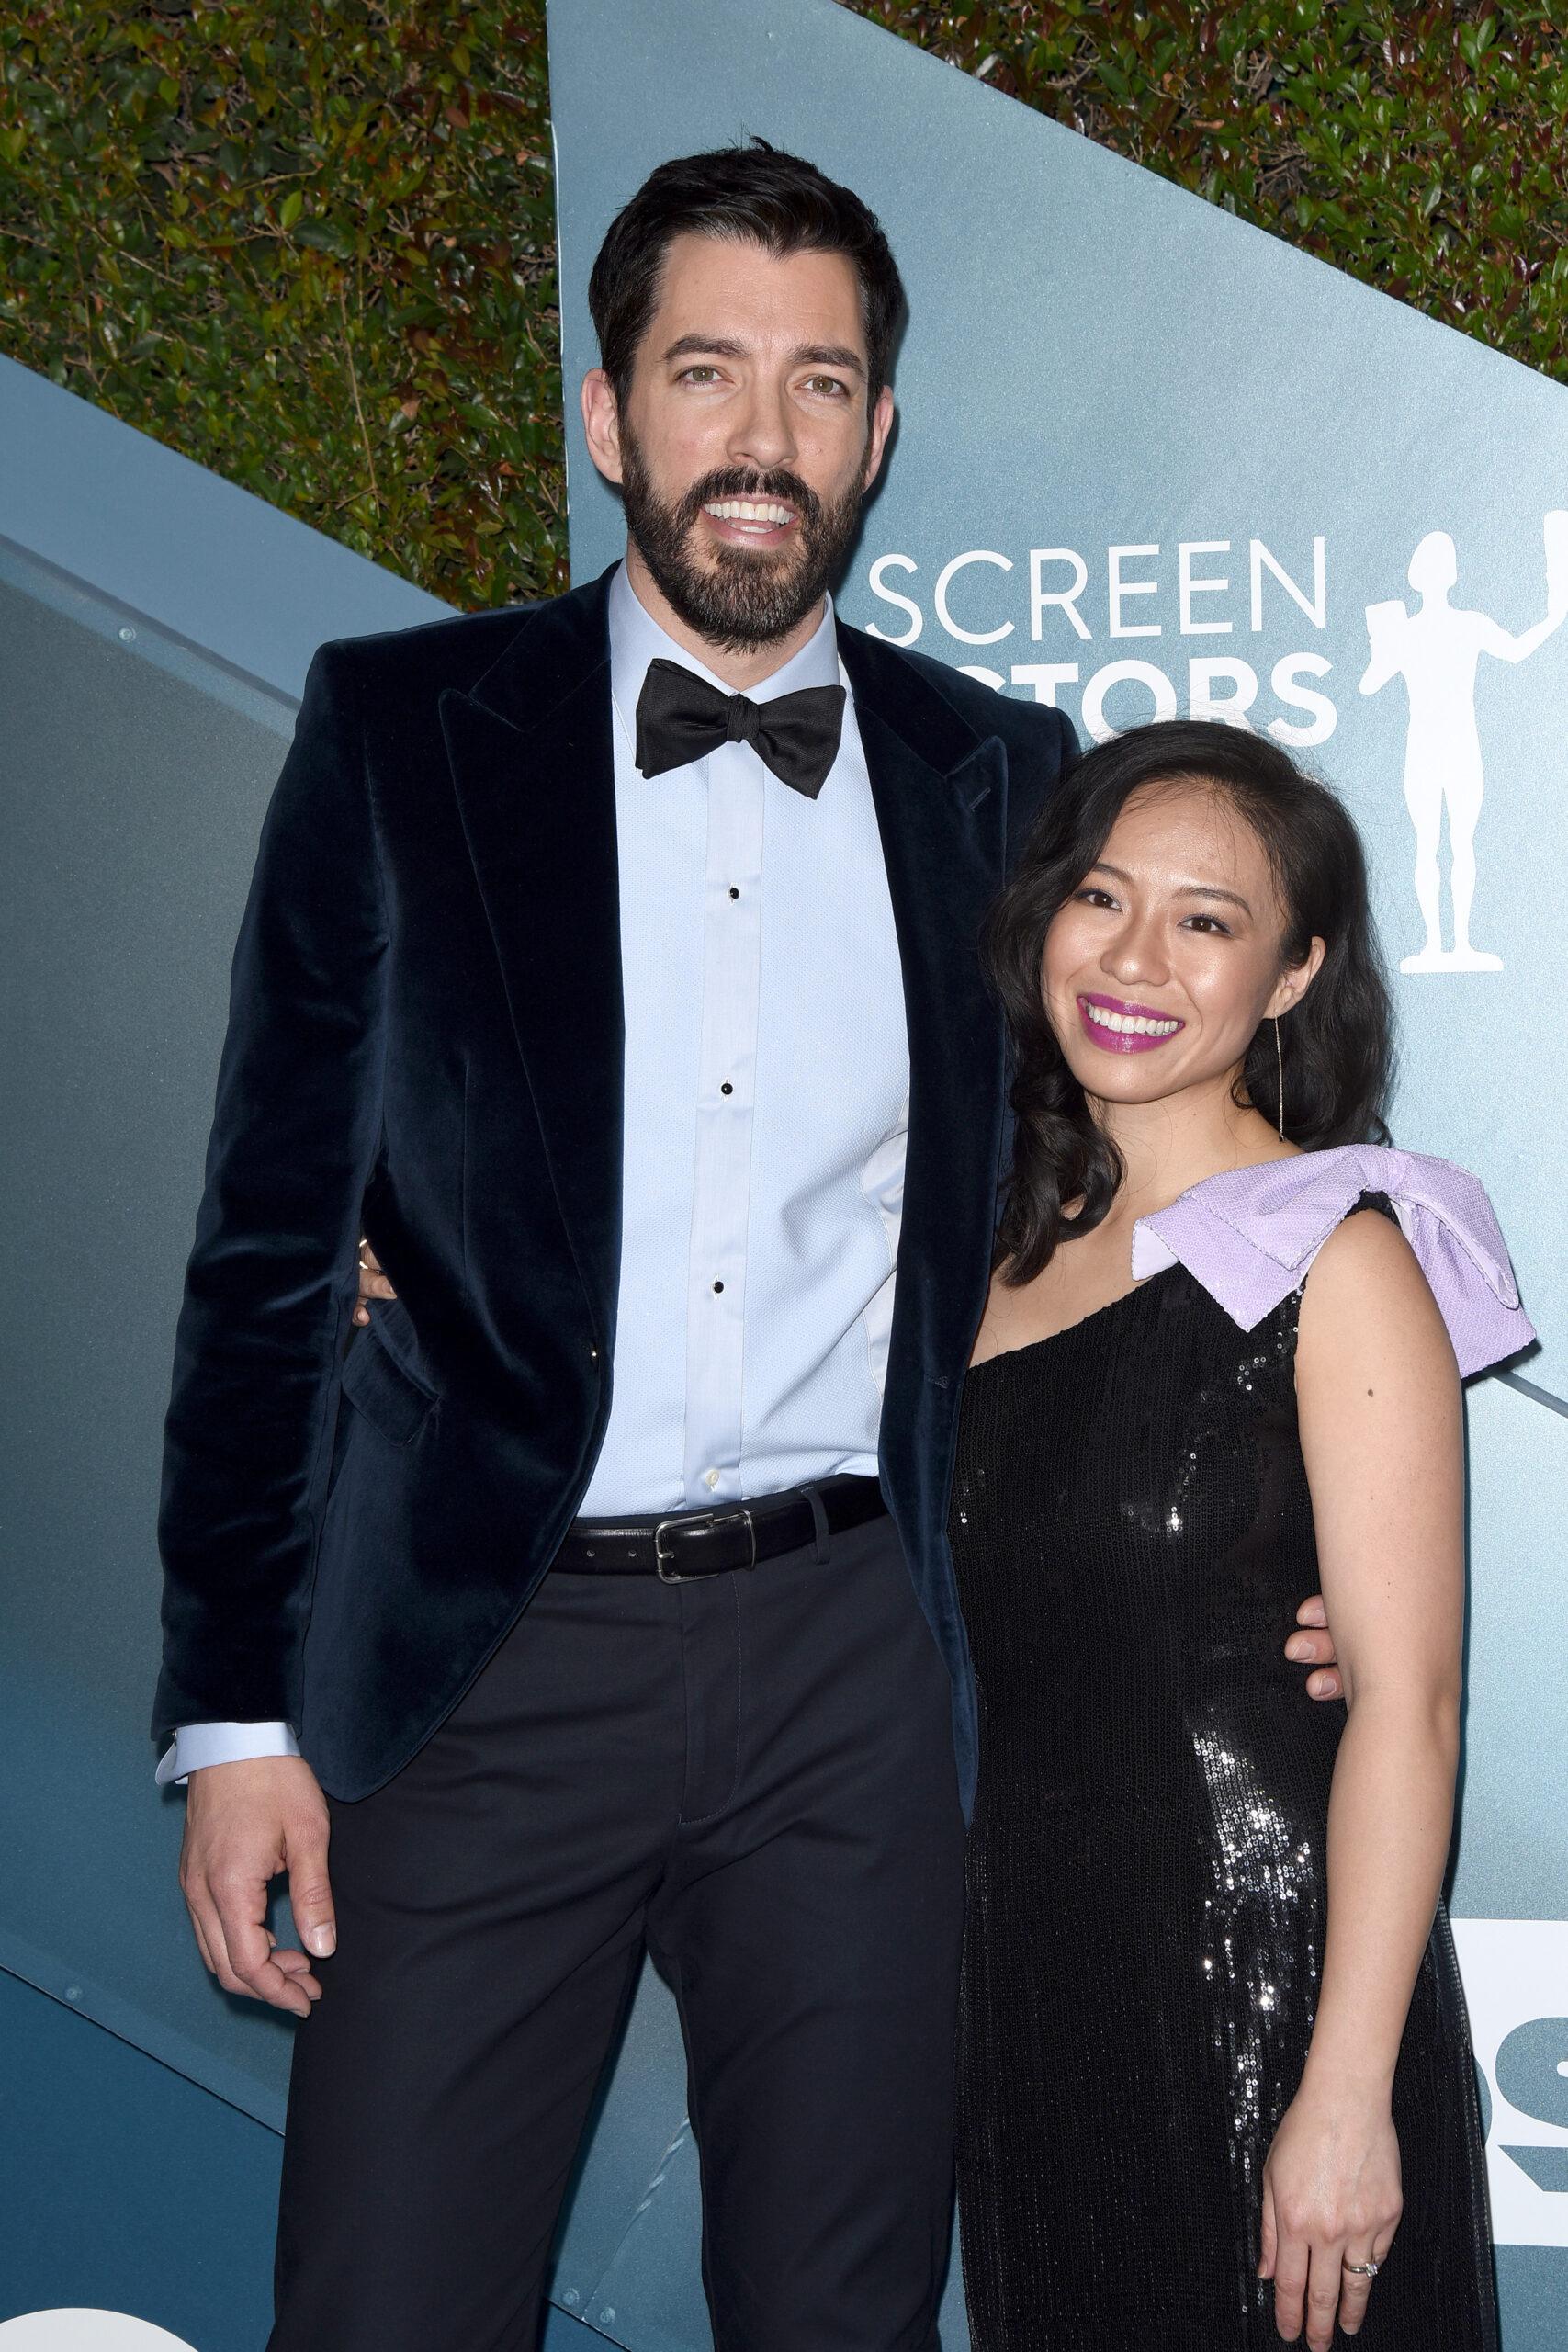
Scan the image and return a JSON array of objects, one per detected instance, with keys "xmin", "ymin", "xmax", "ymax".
[{"xmin": 269, "ymin": 1511, "xmax": 967, "ymax": 2351}]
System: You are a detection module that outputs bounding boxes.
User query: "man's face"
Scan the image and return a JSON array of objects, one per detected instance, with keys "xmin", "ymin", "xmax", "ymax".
[{"xmin": 583, "ymin": 232, "xmax": 894, "ymax": 651}]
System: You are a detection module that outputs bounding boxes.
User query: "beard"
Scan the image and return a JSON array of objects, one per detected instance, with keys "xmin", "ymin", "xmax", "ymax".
[{"xmin": 619, "ymin": 430, "xmax": 866, "ymax": 654}]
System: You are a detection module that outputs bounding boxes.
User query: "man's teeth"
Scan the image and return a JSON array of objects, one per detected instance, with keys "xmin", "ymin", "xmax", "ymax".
[
  {"xmin": 1085, "ymin": 1002, "xmax": 1182, "ymax": 1036},
  {"xmin": 705, "ymin": 499, "xmax": 795, "ymax": 526}
]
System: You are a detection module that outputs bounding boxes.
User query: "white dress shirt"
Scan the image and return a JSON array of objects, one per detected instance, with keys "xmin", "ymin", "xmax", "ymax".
[{"xmin": 159, "ymin": 562, "xmax": 909, "ymax": 1783}]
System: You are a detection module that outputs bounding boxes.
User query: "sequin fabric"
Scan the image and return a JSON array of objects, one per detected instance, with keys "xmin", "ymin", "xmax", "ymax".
[{"xmin": 948, "ymin": 1205, "xmax": 1498, "ymax": 2350}]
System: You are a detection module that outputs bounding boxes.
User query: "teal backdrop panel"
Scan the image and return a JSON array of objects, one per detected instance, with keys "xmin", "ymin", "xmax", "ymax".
[
  {"xmin": 0, "ymin": 356, "xmax": 446, "ymax": 2132},
  {"xmin": 546, "ymin": 0, "xmax": 1568, "ymax": 2344}
]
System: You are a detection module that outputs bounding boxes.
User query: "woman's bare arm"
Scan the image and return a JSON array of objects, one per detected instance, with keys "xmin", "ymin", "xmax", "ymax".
[{"xmin": 1262, "ymin": 1207, "xmax": 1464, "ymax": 2348}]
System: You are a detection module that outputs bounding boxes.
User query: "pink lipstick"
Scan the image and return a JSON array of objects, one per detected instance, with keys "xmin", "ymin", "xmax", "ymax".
[{"xmin": 1077, "ymin": 992, "xmax": 1186, "ymax": 1054}]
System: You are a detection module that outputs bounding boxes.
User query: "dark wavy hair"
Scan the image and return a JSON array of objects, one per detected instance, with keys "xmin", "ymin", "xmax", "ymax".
[
  {"xmin": 986, "ymin": 720, "xmax": 1394, "ymax": 1284},
  {"xmin": 588, "ymin": 140, "xmax": 906, "ymax": 408}
]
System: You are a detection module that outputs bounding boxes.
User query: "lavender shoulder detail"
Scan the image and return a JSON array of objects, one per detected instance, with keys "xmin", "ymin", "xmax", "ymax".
[{"xmin": 1129, "ymin": 1144, "xmax": 1535, "ymax": 1379}]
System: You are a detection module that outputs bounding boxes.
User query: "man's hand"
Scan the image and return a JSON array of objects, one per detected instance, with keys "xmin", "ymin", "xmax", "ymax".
[
  {"xmin": 1287, "ymin": 1595, "xmax": 1343, "ymax": 1702},
  {"xmin": 180, "ymin": 1756, "xmax": 335, "ymax": 2018},
  {"xmin": 354, "ymin": 1236, "xmax": 397, "ymax": 1327}
]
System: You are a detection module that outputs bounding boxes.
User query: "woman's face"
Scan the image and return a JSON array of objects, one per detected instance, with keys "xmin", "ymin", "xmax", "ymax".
[{"xmin": 1042, "ymin": 780, "xmax": 1324, "ymax": 1113}]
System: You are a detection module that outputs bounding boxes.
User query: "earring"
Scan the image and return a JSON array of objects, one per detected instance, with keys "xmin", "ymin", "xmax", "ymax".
[{"xmin": 1273, "ymin": 1016, "xmax": 1285, "ymax": 1140}]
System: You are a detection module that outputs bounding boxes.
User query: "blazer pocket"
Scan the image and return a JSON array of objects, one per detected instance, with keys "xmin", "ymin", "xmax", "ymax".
[{"xmin": 340, "ymin": 1324, "xmax": 438, "ymax": 1447}]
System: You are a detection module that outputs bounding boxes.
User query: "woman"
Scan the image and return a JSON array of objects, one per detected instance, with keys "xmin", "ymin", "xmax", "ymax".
[{"xmin": 951, "ymin": 719, "xmax": 1527, "ymax": 2349}]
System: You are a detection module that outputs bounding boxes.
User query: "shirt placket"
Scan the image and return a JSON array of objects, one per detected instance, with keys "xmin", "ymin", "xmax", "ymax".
[{"xmin": 682, "ymin": 743, "xmax": 764, "ymax": 1506}]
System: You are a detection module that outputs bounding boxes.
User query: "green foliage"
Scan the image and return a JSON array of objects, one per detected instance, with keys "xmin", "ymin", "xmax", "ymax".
[
  {"xmin": 4, "ymin": 4, "xmax": 1566, "ymax": 606},
  {"xmin": 0, "ymin": 3, "xmax": 562, "ymax": 605},
  {"xmin": 854, "ymin": 4, "xmax": 1568, "ymax": 371}
]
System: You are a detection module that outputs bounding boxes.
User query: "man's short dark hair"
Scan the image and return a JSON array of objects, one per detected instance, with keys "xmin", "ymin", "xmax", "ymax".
[{"xmin": 587, "ymin": 140, "xmax": 906, "ymax": 409}]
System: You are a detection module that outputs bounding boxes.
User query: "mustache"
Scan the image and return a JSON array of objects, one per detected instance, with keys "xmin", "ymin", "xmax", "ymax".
[{"xmin": 674, "ymin": 468, "xmax": 824, "ymax": 534}]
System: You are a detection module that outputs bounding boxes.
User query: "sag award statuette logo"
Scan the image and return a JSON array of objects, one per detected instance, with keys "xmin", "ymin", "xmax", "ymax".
[{"xmin": 1361, "ymin": 514, "xmax": 1568, "ymax": 974}]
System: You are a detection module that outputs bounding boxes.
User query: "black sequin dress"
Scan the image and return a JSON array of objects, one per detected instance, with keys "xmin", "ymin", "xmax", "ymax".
[{"xmin": 948, "ymin": 1213, "xmax": 1497, "ymax": 2350}]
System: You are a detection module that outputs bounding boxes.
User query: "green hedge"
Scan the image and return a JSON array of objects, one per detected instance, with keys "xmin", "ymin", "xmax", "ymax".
[
  {"xmin": 863, "ymin": 3, "xmax": 1568, "ymax": 364},
  {"xmin": 1, "ymin": 5, "xmax": 562, "ymax": 605},
  {"xmin": 3, "ymin": 4, "xmax": 1564, "ymax": 608}
]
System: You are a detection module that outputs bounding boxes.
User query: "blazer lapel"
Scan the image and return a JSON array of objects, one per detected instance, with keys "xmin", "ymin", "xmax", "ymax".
[
  {"xmin": 439, "ymin": 571, "xmax": 624, "ymax": 1340},
  {"xmin": 838, "ymin": 624, "xmax": 1011, "ymax": 1392}
]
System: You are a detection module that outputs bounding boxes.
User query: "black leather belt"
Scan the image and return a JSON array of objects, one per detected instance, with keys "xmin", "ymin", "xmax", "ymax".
[{"xmin": 553, "ymin": 1473, "xmax": 887, "ymax": 1583}]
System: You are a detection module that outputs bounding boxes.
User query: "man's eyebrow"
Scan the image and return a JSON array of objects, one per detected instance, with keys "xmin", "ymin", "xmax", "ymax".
[
  {"xmin": 662, "ymin": 334, "xmax": 746, "ymax": 363},
  {"xmin": 660, "ymin": 333, "xmax": 865, "ymax": 377},
  {"xmin": 1090, "ymin": 861, "xmax": 1253, "ymax": 915},
  {"xmin": 795, "ymin": 343, "xmax": 864, "ymax": 375}
]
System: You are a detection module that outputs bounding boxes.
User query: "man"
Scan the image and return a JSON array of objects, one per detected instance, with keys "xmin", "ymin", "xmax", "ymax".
[{"xmin": 155, "ymin": 142, "xmax": 1342, "ymax": 2350}]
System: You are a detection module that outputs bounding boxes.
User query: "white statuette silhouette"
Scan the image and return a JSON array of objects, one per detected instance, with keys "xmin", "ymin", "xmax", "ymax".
[{"xmin": 1360, "ymin": 514, "xmax": 1568, "ymax": 973}]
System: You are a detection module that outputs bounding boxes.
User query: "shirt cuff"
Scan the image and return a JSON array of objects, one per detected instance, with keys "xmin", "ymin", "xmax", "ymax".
[{"xmin": 155, "ymin": 1721, "xmax": 301, "ymax": 1788}]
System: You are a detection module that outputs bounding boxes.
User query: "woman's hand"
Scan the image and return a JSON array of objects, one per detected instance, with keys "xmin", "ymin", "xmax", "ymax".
[
  {"xmin": 1259, "ymin": 2077, "xmax": 1401, "ymax": 2346},
  {"xmin": 354, "ymin": 1237, "xmax": 397, "ymax": 1326}
]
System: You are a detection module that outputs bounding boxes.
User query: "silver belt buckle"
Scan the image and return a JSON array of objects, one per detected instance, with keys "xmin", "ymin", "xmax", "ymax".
[{"xmin": 655, "ymin": 1505, "xmax": 758, "ymax": 1583}]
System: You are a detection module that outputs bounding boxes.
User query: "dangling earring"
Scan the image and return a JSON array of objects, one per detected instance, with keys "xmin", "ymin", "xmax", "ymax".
[{"xmin": 1273, "ymin": 1016, "xmax": 1285, "ymax": 1140}]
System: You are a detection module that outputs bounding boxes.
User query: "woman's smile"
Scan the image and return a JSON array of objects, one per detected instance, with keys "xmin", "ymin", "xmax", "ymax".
[{"xmin": 1076, "ymin": 991, "xmax": 1186, "ymax": 1052}]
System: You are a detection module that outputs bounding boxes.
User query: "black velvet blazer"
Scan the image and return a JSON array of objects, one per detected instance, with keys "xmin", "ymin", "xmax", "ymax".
[{"xmin": 153, "ymin": 565, "xmax": 1076, "ymax": 1805}]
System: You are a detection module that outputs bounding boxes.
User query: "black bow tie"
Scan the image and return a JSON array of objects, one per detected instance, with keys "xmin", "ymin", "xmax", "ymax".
[{"xmin": 635, "ymin": 657, "xmax": 846, "ymax": 800}]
